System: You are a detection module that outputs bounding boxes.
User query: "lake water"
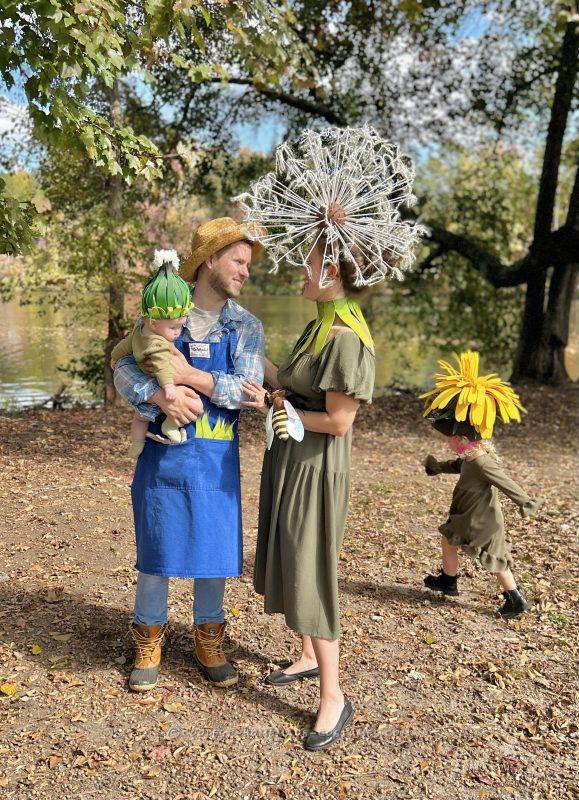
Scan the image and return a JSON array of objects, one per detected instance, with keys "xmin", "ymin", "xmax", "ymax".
[{"xmin": 1, "ymin": 293, "xmax": 577, "ymax": 409}]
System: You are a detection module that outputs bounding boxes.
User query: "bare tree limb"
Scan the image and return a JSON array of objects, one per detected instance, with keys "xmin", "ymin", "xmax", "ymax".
[
  {"xmin": 424, "ymin": 222, "xmax": 531, "ymax": 287},
  {"xmin": 207, "ymin": 77, "xmax": 347, "ymax": 126},
  {"xmin": 423, "ymin": 219, "xmax": 579, "ymax": 288}
]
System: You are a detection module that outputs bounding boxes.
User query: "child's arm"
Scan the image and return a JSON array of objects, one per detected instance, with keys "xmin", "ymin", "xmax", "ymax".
[
  {"xmin": 479, "ymin": 458, "xmax": 543, "ymax": 518},
  {"xmin": 163, "ymin": 384, "xmax": 177, "ymax": 401},
  {"xmin": 138, "ymin": 338, "xmax": 175, "ymax": 387},
  {"xmin": 424, "ymin": 454, "xmax": 463, "ymax": 475},
  {"xmin": 111, "ymin": 333, "xmax": 134, "ymax": 365}
]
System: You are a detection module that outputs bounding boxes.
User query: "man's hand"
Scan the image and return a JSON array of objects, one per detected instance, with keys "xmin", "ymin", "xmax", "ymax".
[{"xmin": 152, "ymin": 385, "xmax": 204, "ymax": 426}]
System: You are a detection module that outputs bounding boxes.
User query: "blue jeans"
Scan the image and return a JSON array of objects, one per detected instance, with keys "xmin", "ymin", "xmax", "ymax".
[{"xmin": 133, "ymin": 572, "xmax": 226, "ymax": 626}]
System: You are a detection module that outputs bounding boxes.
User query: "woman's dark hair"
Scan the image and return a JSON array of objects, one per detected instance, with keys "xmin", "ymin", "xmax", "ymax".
[{"xmin": 338, "ymin": 244, "xmax": 401, "ymax": 297}]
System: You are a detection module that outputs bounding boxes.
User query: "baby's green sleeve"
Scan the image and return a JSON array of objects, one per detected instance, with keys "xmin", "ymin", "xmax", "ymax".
[
  {"xmin": 136, "ymin": 337, "xmax": 175, "ymax": 387},
  {"xmin": 111, "ymin": 332, "xmax": 134, "ymax": 362}
]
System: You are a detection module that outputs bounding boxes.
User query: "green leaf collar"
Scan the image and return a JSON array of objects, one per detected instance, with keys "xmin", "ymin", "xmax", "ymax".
[{"xmin": 291, "ymin": 298, "xmax": 374, "ymax": 362}]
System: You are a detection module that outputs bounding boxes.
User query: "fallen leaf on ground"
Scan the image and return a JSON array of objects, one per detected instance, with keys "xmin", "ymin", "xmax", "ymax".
[
  {"xmin": 470, "ymin": 771, "xmax": 493, "ymax": 785},
  {"xmin": 163, "ymin": 702, "xmax": 184, "ymax": 713},
  {"xmin": 45, "ymin": 587, "xmax": 66, "ymax": 603}
]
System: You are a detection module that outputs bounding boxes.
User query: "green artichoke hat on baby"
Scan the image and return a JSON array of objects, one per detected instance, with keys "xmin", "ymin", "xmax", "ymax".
[{"xmin": 141, "ymin": 250, "xmax": 193, "ymax": 320}]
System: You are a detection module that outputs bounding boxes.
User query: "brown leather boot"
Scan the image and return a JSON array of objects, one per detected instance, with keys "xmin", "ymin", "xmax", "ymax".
[
  {"xmin": 129, "ymin": 623, "xmax": 166, "ymax": 692},
  {"xmin": 194, "ymin": 622, "xmax": 238, "ymax": 687}
]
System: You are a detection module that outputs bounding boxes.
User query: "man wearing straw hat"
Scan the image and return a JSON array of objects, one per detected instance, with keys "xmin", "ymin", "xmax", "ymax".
[{"xmin": 114, "ymin": 218, "xmax": 264, "ymax": 692}]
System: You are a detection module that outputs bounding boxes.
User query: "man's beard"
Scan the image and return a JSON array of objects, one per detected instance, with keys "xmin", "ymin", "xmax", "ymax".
[{"xmin": 208, "ymin": 271, "xmax": 235, "ymax": 299}]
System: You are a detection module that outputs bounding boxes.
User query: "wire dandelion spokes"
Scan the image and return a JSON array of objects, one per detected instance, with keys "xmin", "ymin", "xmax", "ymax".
[{"xmin": 234, "ymin": 125, "xmax": 426, "ymax": 288}]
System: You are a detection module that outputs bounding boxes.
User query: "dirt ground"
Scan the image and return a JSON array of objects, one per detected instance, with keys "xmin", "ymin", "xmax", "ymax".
[{"xmin": 0, "ymin": 386, "xmax": 577, "ymax": 800}]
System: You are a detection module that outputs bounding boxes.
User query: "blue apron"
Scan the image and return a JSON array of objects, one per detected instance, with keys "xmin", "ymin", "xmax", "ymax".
[{"xmin": 131, "ymin": 323, "xmax": 242, "ymax": 578}]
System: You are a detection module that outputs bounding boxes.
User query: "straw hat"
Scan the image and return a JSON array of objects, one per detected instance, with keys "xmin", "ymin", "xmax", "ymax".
[{"xmin": 180, "ymin": 217, "xmax": 264, "ymax": 282}]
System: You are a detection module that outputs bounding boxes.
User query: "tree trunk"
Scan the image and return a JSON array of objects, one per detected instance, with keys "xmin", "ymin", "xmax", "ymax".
[
  {"xmin": 523, "ymin": 167, "xmax": 579, "ymax": 382},
  {"xmin": 543, "ymin": 262, "xmax": 578, "ymax": 382},
  {"xmin": 511, "ymin": 19, "xmax": 578, "ymax": 383},
  {"xmin": 104, "ymin": 80, "xmax": 126, "ymax": 405},
  {"xmin": 104, "ymin": 262, "xmax": 125, "ymax": 405},
  {"xmin": 511, "ymin": 261, "xmax": 548, "ymax": 382}
]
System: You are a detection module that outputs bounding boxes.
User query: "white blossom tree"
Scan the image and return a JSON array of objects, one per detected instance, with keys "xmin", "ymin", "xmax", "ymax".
[{"xmin": 175, "ymin": 0, "xmax": 578, "ymax": 383}]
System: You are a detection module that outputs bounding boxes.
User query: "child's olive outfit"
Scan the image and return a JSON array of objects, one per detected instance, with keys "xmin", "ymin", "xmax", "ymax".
[
  {"xmin": 111, "ymin": 326, "xmax": 176, "ymax": 388},
  {"xmin": 111, "ymin": 325, "xmax": 181, "ymax": 446},
  {"xmin": 425, "ymin": 453, "xmax": 542, "ymax": 573}
]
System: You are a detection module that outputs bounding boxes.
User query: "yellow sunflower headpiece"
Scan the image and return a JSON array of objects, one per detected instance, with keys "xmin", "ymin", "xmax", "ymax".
[{"xmin": 420, "ymin": 351, "xmax": 525, "ymax": 439}]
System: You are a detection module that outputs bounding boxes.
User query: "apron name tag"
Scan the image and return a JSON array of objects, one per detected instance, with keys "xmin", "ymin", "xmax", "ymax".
[{"xmin": 189, "ymin": 342, "xmax": 211, "ymax": 359}]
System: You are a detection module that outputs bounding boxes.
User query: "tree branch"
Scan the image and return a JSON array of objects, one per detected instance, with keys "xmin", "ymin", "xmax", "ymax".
[
  {"xmin": 424, "ymin": 222, "xmax": 530, "ymax": 287},
  {"xmin": 169, "ymin": 85, "xmax": 199, "ymax": 142},
  {"xmin": 208, "ymin": 77, "xmax": 347, "ymax": 126},
  {"xmin": 424, "ymin": 219, "xmax": 579, "ymax": 288}
]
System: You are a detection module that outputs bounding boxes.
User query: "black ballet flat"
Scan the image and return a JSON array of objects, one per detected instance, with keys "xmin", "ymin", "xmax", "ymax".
[
  {"xmin": 264, "ymin": 666, "xmax": 320, "ymax": 686},
  {"xmin": 304, "ymin": 697, "xmax": 354, "ymax": 751}
]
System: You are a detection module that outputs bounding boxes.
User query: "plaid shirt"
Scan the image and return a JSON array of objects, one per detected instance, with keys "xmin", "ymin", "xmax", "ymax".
[{"xmin": 113, "ymin": 299, "xmax": 265, "ymax": 421}]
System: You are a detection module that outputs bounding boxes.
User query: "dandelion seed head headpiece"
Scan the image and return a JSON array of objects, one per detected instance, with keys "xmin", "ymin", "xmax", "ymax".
[
  {"xmin": 420, "ymin": 351, "xmax": 526, "ymax": 440},
  {"xmin": 234, "ymin": 125, "xmax": 425, "ymax": 288}
]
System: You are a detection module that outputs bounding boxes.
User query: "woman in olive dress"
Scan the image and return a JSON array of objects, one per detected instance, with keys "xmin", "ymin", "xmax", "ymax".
[
  {"xmin": 242, "ymin": 241, "xmax": 376, "ymax": 751},
  {"xmin": 237, "ymin": 125, "xmax": 422, "ymax": 750}
]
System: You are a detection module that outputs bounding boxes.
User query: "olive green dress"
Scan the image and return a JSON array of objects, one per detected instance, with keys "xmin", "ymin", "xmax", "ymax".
[
  {"xmin": 254, "ymin": 329, "xmax": 375, "ymax": 640},
  {"xmin": 425, "ymin": 454, "xmax": 542, "ymax": 573}
]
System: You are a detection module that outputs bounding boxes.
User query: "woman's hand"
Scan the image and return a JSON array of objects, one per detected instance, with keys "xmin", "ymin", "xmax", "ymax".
[
  {"xmin": 240, "ymin": 378, "xmax": 269, "ymax": 416},
  {"xmin": 110, "ymin": 359, "xmax": 117, "ymax": 371}
]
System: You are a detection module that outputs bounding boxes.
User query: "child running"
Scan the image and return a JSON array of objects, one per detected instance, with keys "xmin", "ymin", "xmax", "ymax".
[{"xmin": 420, "ymin": 351, "xmax": 542, "ymax": 619}]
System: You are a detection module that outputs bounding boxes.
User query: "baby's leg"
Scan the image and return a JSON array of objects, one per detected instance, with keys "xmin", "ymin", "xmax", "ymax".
[{"xmin": 129, "ymin": 413, "xmax": 150, "ymax": 459}]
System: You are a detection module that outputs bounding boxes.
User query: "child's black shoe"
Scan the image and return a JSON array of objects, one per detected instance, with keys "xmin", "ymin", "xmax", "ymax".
[
  {"xmin": 424, "ymin": 570, "xmax": 459, "ymax": 596},
  {"xmin": 498, "ymin": 588, "xmax": 531, "ymax": 619}
]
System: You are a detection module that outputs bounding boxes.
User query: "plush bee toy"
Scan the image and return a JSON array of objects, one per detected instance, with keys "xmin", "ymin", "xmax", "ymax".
[{"xmin": 266, "ymin": 390, "xmax": 305, "ymax": 449}]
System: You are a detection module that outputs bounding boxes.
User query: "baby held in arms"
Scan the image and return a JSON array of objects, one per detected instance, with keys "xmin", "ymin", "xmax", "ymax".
[{"xmin": 110, "ymin": 250, "xmax": 193, "ymax": 458}]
